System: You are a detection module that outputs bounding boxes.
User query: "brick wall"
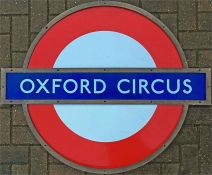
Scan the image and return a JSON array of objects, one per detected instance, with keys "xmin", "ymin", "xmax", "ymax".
[{"xmin": 0, "ymin": 0, "xmax": 211, "ymax": 175}]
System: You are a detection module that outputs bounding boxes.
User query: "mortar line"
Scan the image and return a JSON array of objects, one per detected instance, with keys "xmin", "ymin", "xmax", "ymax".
[
  {"xmin": 0, "ymin": 32, "xmax": 11, "ymax": 35},
  {"xmin": 177, "ymin": 0, "xmax": 179, "ymax": 40},
  {"xmin": 47, "ymin": 153, "xmax": 50, "ymax": 175},
  {"xmin": 0, "ymin": 162, "xmax": 27, "ymax": 165},
  {"xmin": 27, "ymin": 1, "xmax": 31, "ymax": 174},
  {"xmin": 12, "ymin": 125, "xmax": 30, "ymax": 128},
  {"xmin": 196, "ymin": 0, "xmax": 200, "ymax": 68},
  {"xmin": 149, "ymin": 161, "xmax": 181, "ymax": 164},
  {"xmin": 9, "ymin": 16, "xmax": 12, "ymax": 64},
  {"xmin": 139, "ymin": 0, "xmax": 142, "ymax": 8},
  {"xmin": 65, "ymin": 0, "xmax": 67, "ymax": 10},
  {"xmin": 12, "ymin": 144, "xmax": 40, "ymax": 146},
  {"xmin": 12, "ymin": 124, "xmax": 28, "ymax": 127},
  {"xmin": 184, "ymin": 48, "xmax": 212, "ymax": 51},
  {"xmin": 0, "ymin": 14, "xmax": 28, "ymax": 17},
  {"xmin": 0, "ymin": 163, "xmax": 11, "ymax": 166},
  {"xmin": 197, "ymin": 11, "xmax": 212, "ymax": 13},
  {"xmin": 176, "ymin": 1, "xmax": 182, "ymax": 173},
  {"xmin": 0, "ymin": 105, "xmax": 11, "ymax": 109},
  {"xmin": 178, "ymin": 29, "xmax": 212, "ymax": 32},
  {"xmin": 148, "ymin": 11, "xmax": 177, "ymax": 14},
  {"xmin": 31, "ymin": 32, "xmax": 39, "ymax": 35},
  {"xmin": 9, "ymin": 14, "xmax": 12, "ymax": 145},
  {"xmin": 159, "ymin": 163, "xmax": 162, "ymax": 175},
  {"xmin": 28, "ymin": 146, "xmax": 31, "ymax": 175},
  {"xmin": 196, "ymin": 0, "xmax": 198, "ymax": 30},
  {"xmin": 198, "ymin": 124, "xmax": 201, "ymax": 174},
  {"xmin": 196, "ymin": 49, "xmax": 199, "ymax": 69},
  {"xmin": 47, "ymin": 0, "xmax": 49, "ymax": 22},
  {"xmin": 46, "ymin": 1, "xmax": 50, "ymax": 174},
  {"xmin": 9, "ymin": 164, "xmax": 12, "ymax": 175},
  {"xmin": 28, "ymin": 1, "xmax": 31, "ymax": 48},
  {"xmin": 178, "ymin": 144, "xmax": 183, "ymax": 173},
  {"xmin": 0, "ymin": 144, "xmax": 11, "ymax": 146}
]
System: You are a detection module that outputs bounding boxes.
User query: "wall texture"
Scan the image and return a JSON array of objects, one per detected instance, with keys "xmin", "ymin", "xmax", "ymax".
[{"xmin": 0, "ymin": 0, "xmax": 211, "ymax": 175}]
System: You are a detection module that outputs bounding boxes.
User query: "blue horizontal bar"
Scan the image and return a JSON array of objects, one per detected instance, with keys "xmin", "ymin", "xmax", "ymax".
[{"xmin": 6, "ymin": 72, "xmax": 206, "ymax": 100}]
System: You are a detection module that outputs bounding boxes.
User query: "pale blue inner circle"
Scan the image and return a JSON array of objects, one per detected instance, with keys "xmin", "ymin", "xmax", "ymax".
[
  {"xmin": 54, "ymin": 31, "xmax": 156, "ymax": 68},
  {"xmin": 53, "ymin": 31, "xmax": 157, "ymax": 142}
]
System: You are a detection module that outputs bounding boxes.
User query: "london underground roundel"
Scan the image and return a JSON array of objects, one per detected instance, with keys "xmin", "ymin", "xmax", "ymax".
[{"xmin": 23, "ymin": 1, "xmax": 187, "ymax": 174}]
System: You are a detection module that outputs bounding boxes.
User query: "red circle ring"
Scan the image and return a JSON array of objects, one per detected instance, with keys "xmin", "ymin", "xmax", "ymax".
[{"xmin": 23, "ymin": 2, "xmax": 188, "ymax": 174}]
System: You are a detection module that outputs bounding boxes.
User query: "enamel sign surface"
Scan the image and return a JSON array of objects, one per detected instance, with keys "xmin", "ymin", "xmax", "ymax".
[{"xmin": 1, "ymin": 1, "xmax": 211, "ymax": 174}]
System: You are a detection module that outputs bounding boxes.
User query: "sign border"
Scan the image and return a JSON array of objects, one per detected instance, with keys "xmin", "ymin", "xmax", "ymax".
[{"xmin": 1, "ymin": 68, "xmax": 211, "ymax": 105}]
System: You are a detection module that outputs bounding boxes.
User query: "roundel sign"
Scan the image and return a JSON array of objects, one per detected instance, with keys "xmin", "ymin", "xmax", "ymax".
[
  {"xmin": 1, "ymin": 1, "xmax": 211, "ymax": 174},
  {"xmin": 26, "ymin": 2, "xmax": 185, "ymax": 173}
]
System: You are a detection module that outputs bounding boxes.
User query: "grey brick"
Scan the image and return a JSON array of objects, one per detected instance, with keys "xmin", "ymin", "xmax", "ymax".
[
  {"xmin": 178, "ymin": 0, "xmax": 196, "ymax": 30},
  {"xmin": 153, "ymin": 144, "xmax": 179, "ymax": 162},
  {"xmin": 49, "ymin": 0, "xmax": 65, "ymax": 14},
  {"xmin": 12, "ymin": 52, "xmax": 26, "ymax": 68},
  {"xmin": 48, "ymin": 15, "xmax": 57, "ymax": 22},
  {"xmin": 31, "ymin": 33, "xmax": 39, "ymax": 43},
  {"xmin": 12, "ymin": 105, "xmax": 27, "ymax": 125},
  {"xmin": 198, "ymin": 0, "xmax": 212, "ymax": 12},
  {"xmin": 87, "ymin": 173, "xmax": 122, "ymax": 175},
  {"xmin": 31, "ymin": 0, "xmax": 48, "ymax": 32},
  {"xmin": 0, "ymin": 108, "xmax": 10, "ymax": 144},
  {"xmin": 0, "ymin": 16, "xmax": 10, "ymax": 33},
  {"xmin": 0, "ymin": 164, "xmax": 10, "ymax": 175},
  {"xmin": 67, "ymin": 0, "xmax": 139, "ymax": 9},
  {"xmin": 49, "ymin": 164, "xmax": 87, "ymax": 175},
  {"xmin": 185, "ymin": 106, "xmax": 212, "ymax": 124},
  {"xmin": 161, "ymin": 163, "xmax": 179, "ymax": 175},
  {"xmin": 12, "ymin": 127, "xmax": 38, "ymax": 144},
  {"xmin": 179, "ymin": 32, "xmax": 212, "ymax": 49},
  {"xmin": 12, "ymin": 164, "xmax": 28, "ymax": 175},
  {"xmin": 180, "ymin": 145, "xmax": 199, "ymax": 174},
  {"xmin": 198, "ymin": 13, "xmax": 212, "ymax": 31},
  {"xmin": 12, "ymin": 16, "xmax": 28, "ymax": 51},
  {"xmin": 0, "ymin": 35, "xmax": 11, "ymax": 67},
  {"xmin": 160, "ymin": 14, "xmax": 177, "ymax": 36},
  {"xmin": 175, "ymin": 125, "xmax": 199, "ymax": 144},
  {"xmin": 151, "ymin": 13, "xmax": 160, "ymax": 19},
  {"xmin": 125, "ymin": 163, "xmax": 160, "ymax": 174},
  {"xmin": 184, "ymin": 50, "xmax": 198, "ymax": 67},
  {"xmin": 200, "ymin": 164, "xmax": 212, "ymax": 175},
  {"xmin": 198, "ymin": 50, "xmax": 212, "ymax": 68},
  {"xmin": 0, "ymin": 146, "xmax": 28, "ymax": 163},
  {"xmin": 199, "ymin": 126, "xmax": 211, "ymax": 164},
  {"xmin": 111, "ymin": 0, "xmax": 139, "ymax": 6},
  {"xmin": 30, "ymin": 146, "xmax": 47, "ymax": 175},
  {"xmin": 48, "ymin": 154, "xmax": 61, "ymax": 164},
  {"xmin": 67, "ymin": 0, "xmax": 96, "ymax": 8},
  {"xmin": 0, "ymin": 0, "xmax": 28, "ymax": 15},
  {"xmin": 142, "ymin": 0, "xmax": 177, "ymax": 12}
]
